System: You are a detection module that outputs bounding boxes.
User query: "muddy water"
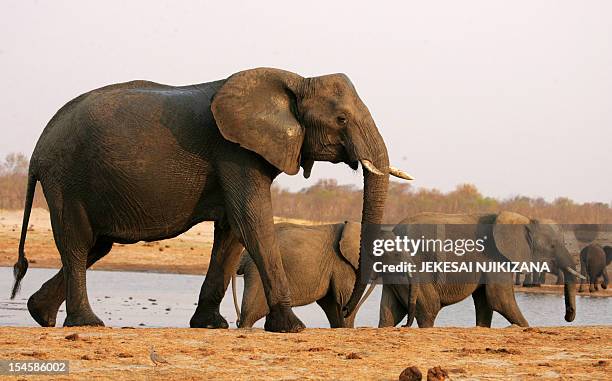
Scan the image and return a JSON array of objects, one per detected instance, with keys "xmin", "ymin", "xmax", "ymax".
[{"xmin": 1, "ymin": 267, "xmax": 610, "ymax": 328}]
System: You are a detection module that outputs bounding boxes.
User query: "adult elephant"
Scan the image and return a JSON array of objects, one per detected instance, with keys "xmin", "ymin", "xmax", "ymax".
[
  {"xmin": 378, "ymin": 212, "xmax": 584, "ymax": 328},
  {"xmin": 233, "ymin": 222, "xmax": 376, "ymax": 328},
  {"xmin": 578, "ymin": 244, "xmax": 612, "ymax": 292},
  {"xmin": 10, "ymin": 68, "xmax": 412, "ymax": 332}
]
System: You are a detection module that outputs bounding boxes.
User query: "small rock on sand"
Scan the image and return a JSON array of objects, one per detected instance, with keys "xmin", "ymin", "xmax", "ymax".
[
  {"xmin": 65, "ymin": 333, "xmax": 80, "ymax": 341},
  {"xmin": 427, "ymin": 366, "xmax": 449, "ymax": 381},
  {"xmin": 399, "ymin": 366, "xmax": 422, "ymax": 381}
]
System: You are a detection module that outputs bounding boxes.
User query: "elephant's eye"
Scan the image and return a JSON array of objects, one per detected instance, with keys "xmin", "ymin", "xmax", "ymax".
[{"xmin": 336, "ymin": 116, "xmax": 348, "ymax": 125}]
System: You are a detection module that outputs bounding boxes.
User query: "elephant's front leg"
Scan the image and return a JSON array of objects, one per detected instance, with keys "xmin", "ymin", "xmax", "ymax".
[
  {"xmin": 198, "ymin": 158, "xmax": 303, "ymax": 333},
  {"xmin": 378, "ymin": 285, "xmax": 407, "ymax": 327},
  {"xmin": 190, "ymin": 219, "xmax": 243, "ymax": 328},
  {"xmin": 234, "ymin": 204, "xmax": 304, "ymax": 332}
]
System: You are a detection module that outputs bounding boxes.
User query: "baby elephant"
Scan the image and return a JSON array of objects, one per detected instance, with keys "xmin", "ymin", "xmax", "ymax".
[
  {"xmin": 233, "ymin": 222, "xmax": 365, "ymax": 328},
  {"xmin": 579, "ymin": 244, "xmax": 612, "ymax": 292}
]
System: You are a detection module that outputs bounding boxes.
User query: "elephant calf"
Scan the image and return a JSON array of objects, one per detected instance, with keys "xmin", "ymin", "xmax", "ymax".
[
  {"xmin": 233, "ymin": 222, "xmax": 366, "ymax": 328},
  {"xmin": 579, "ymin": 244, "xmax": 612, "ymax": 292},
  {"xmin": 379, "ymin": 211, "xmax": 583, "ymax": 328}
]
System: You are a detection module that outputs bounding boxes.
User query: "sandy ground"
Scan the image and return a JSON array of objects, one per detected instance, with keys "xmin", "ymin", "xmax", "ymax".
[{"xmin": 0, "ymin": 326, "xmax": 609, "ymax": 380}]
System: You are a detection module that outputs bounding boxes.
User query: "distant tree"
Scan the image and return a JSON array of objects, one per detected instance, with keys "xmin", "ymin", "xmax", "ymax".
[{"xmin": 0, "ymin": 153, "xmax": 29, "ymax": 176}]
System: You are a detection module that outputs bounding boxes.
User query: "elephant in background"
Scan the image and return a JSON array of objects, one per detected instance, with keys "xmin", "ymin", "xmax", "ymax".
[
  {"xmin": 11, "ymin": 67, "xmax": 412, "ymax": 332},
  {"xmin": 379, "ymin": 212, "xmax": 584, "ymax": 328},
  {"xmin": 578, "ymin": 244, "xmax": 612, "ymax": 292},
  {"xmin": 233, "ymin": 222, "xmax": 374, "ymax": 328}
]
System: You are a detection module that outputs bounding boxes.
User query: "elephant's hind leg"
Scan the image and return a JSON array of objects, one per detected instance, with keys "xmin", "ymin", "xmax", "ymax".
[
  {"xmin": 191, "ymin": 219, "xmax": 243, "ymax": 328},
  {"xmin": 472, "ymin": 286, "xmax": 493, "ymax": 327},
  {"xmin": 317, "ymin": 291, "xmax": 346, "ymax": 328},
  {"xmin": 28, "ymin": 238, "xmax": 113, "ymax": 327},
  {"xmin": 43, "ymin": 198, "xmax": 104, "ymax": 327},
  {"xmin": 485, "ymin": 284, "xmax": 528, "ymax": 327}
]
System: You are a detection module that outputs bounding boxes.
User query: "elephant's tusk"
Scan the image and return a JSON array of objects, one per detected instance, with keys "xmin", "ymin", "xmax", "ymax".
[
  {"xmin": 352, "ymin": 279, "xmax": 379, "ymax": 315},
  {"xmin": 565, "ymin": 267, "xmax": 586, "ymax": 280},
  {"xmin": 360, "ymin": 160, "xmax": 385, "ymax": 176},
  {"xmin": 389, "ymin": 166, "xmax": 415, "ymax": 181}
]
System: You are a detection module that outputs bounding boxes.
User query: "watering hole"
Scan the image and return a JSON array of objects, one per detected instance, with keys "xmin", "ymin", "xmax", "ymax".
[{"xmin": 1, "ymin": 267, "xmax": 610, "ymax": 328}]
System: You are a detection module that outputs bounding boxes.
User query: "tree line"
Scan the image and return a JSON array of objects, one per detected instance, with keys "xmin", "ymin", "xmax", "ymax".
[
  {"xmin": 272, "ymin": 181, "xmax": 612, "ymax": 224},
  {"xmin": 1, "ymin": 153, "xmax": 611, "ymax": 223}
]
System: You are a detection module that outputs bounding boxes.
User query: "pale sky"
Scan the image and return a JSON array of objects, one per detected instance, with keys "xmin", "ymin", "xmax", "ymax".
[{"xmin": 1, "ymin": 0, "xmax": 610, "ymax": 203}]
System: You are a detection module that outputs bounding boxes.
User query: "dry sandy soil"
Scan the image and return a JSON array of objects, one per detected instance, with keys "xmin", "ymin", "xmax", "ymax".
[{"xmin": 0, "ymin": 326, "xmax": 610, "ymax": 380}]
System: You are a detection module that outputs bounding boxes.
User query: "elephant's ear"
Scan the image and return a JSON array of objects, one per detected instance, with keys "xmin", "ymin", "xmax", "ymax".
[
  {"xmin": 211, "ymin": 68, "xmax": 305, "ymax": 175},
  {"xmin": 492, "ymin": 211, "xmax": 532, "ymax": 263},
  {"xmin": 339, "ymin": 222, "xmax": 361, "ymax": 270}
]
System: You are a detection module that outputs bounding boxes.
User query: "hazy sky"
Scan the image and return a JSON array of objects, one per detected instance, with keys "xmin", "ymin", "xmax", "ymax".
[{"xmin": 1, "ymin": 1, "xmax": 610, "ymax": 203}]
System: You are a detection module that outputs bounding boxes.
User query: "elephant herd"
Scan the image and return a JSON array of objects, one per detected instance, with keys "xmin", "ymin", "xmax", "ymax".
[
  {"xmin": 7, "ymin": 67, "xmax": 606, "ymax": 332},
  {"xmin": 234, "ymin": 211, "xmax": 609, "ymax": 329}
]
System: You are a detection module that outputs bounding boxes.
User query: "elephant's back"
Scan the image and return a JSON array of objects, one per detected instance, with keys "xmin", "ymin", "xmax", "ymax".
[
  {"xmin": 396, "ymin": 212, "xmax": 486, "ymax": 226},
  {"xmin": 32, "ymin": 80, "xmax": 222, "ymax": 178},
  {"xmin": 581, "ymin": 244, "xmax": 605, "ymax": 265},
  {"xmin": 33, "ymin": 79, "xmax": 223, "ymax": 160}
]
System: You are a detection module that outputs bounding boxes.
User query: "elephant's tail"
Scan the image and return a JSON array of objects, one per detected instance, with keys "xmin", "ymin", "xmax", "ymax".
[
  {"xmin": 231, "ymin": 275, "xmax": 241, "ymax": 327},
  {"xmin": 236, "ymin": 251, "xmax": 249, "ymax": 275},
  {"xmin": 405, "ymin": 283, "xmax": 418, "ymax": 327},
  {"xmin": 11, "ymin": 171, "xmax": 37, "ymax": 299}
]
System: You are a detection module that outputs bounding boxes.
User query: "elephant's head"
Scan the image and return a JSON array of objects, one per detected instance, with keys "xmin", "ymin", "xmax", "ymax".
[
  {"xmin": 492, "ymin": 211, "xmax": 580, "ymax": 322},
  {"xmin": 211, "ymin": 68, "xmax": 413, "ymax": 315}
]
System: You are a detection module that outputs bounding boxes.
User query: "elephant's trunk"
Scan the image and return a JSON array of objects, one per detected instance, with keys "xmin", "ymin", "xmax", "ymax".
[
  {"xmin": 343, "ymin": 126, "xmax": 390, "ymax": 317},
  {"xmin": 562, "ymin": 268, "xmax": 577, "ymax": 322}
]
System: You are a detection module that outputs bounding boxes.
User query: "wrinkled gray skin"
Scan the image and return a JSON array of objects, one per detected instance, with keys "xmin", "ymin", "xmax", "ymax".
[
  {"xmin": 578, "ymin": 244, "xmax": 612, "ymax": 292},
  {"xmin": 379, "ymin": 212, "xmax": 580, "ymax": 328},
  {"xmin": 234, "ymin": 222, "xmax": 363, "ymax": 328},
  {"xmin": 514, "ymin": 222, "xmax": 566, "ymax": 287},
  {"xmin": 10, "ymin": 68, "xmax": 409, "ymax": 332}
]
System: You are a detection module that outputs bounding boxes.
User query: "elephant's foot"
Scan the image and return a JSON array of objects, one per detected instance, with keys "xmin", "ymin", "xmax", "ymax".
[
  {"xmin": 190, "ymin": 309, "xmax": 229, "ymax": 329},
  {"xmin": 63, "ymin": 311, "xmax": 104, "ymax": 327},
  {"xmin": 601, "ymin": 283, "xmax": 608, "ymax": 290},
  {"xmin": 264, "ymin": 305, "xmax": 305, "ymax": 333},
  {"xmin": 27, "ymin": 294, "xmax": 61, "ymax": 327}
]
